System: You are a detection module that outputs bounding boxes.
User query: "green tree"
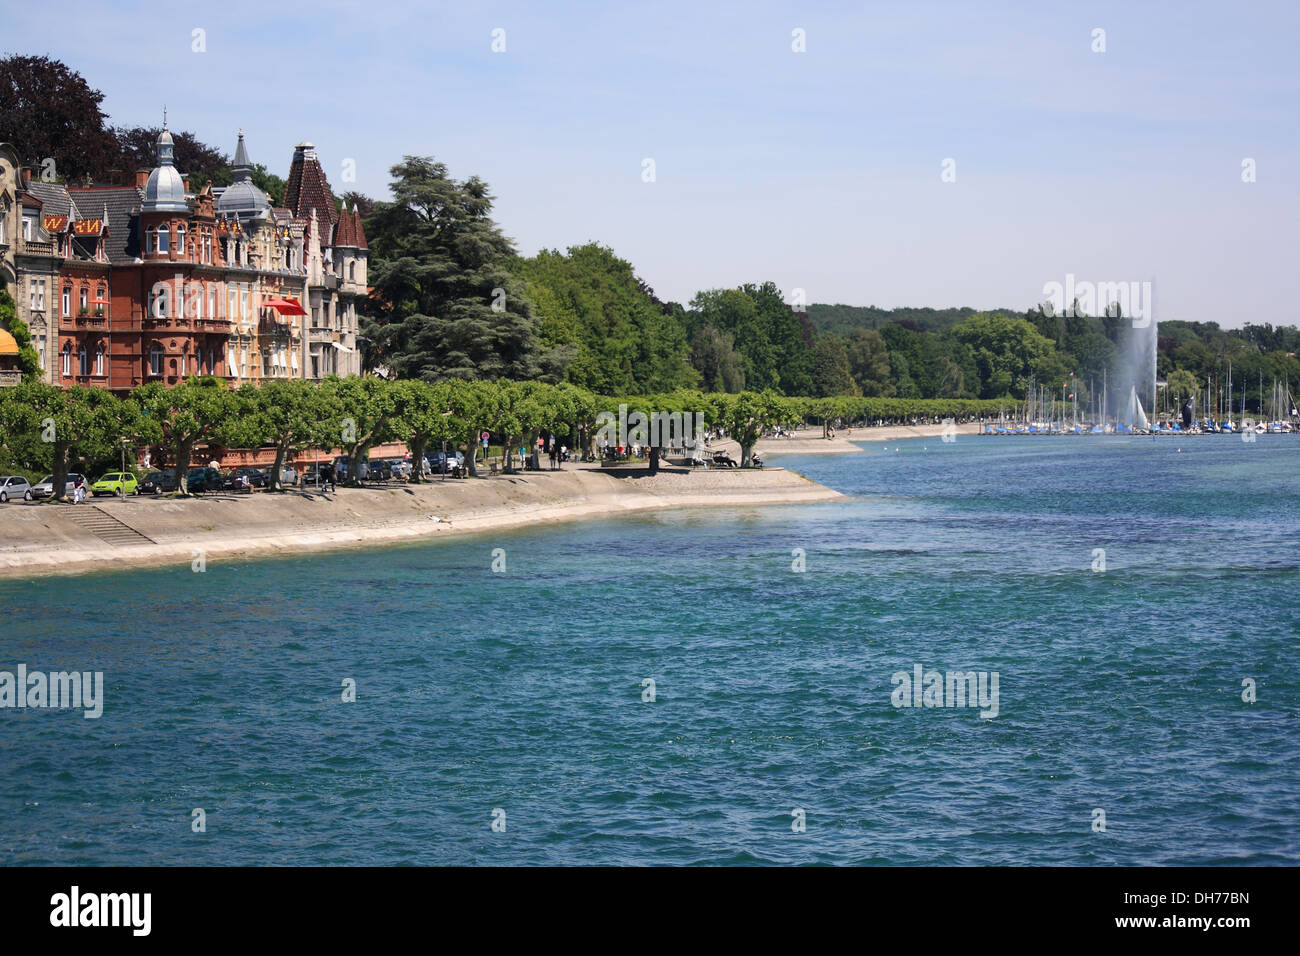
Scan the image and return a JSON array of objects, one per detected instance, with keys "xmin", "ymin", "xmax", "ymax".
[
  {"xmin": 689, "ymin": 325, "xmax": 746, "ymax": 392},
  {"xmin": 810, "ymin": 335, "xmax": 858, "ymax": 397},
  {"xmin": 514, "ymin": 243, "xmax": 694, "ymax": 394},
  {"xmin": 240, "ymin": 379, "xmax": 339, "ymax": 491},
  {"xmin": 362, "ymin": 156, "xmax": 561, "ymax": 382},
  {"xmin": 951, "ymin": 312, "xmax": 1062, "ymax": 398},
  {"xmin": 844, "ymin": 328, "xmax": 893, "ymax": 397},
  {"xmin": 393, "ymin": 379, "xmax": 454, "ymax": 482},
  {"xmin": 135, "ymin": 377, "xmax": 236, "ymax": 494},
  {"xmin": 321, "ymin": 376, "xmax": 400, "ymax": 486},
  {"xmin": 713, "ymin": 390, "xmax": 790, "ymax": 467},
  {"xmin": 9, "ymin": 382, "xmax": 124, "ymax": 499}
]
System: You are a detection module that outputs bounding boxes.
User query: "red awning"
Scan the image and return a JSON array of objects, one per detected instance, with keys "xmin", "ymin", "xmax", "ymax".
[
  {"xmin": 90, "ymin": 298, "xmax": 110, "ymax": 306},
  {"xmin": 263, "ymin": 298, "xmax": 308, "ymax": 316}
]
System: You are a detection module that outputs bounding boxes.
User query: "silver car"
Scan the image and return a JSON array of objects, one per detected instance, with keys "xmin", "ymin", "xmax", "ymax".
[
  {"xmin": 30, "ymin": 474, "xmax": 85, "ymax": 499},
  {"xmin": 0, "ymin": 476, "xmax": 32, "ymax": 502}
]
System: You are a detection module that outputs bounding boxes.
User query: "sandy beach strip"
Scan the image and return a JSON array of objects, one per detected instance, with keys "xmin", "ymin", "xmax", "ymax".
[
  {"xmin": 0, "ymin": 465, "xmax": 842, "ymax": 580},
  {"xmin": 709, "ymin": 422, "xmax": 983, "ymax": 457}
]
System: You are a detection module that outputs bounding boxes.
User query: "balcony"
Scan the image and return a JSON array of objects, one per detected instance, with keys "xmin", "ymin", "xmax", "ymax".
[
  {"xmin": 18, "ymin": 238, "xmax": 56, "ymax": 257},
  {"xmin": 63, "ymin": 312, "xmax": 108, "ymax": 329}
]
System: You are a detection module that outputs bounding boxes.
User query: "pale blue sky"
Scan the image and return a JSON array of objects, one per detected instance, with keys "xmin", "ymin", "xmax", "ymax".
[{"xmin": 6, "ymin": 0, "xmax": 1297, "ymax": 326}]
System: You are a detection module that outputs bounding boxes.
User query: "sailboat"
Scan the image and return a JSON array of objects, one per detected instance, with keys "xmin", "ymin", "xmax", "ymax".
[{"xmin": 1125, "ymin": 386, "xmax": 1150, "ymax": 433}]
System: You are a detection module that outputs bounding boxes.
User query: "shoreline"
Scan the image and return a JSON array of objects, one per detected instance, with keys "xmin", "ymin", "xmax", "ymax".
[
  {"xmin": 722, "ymin": 422, "xmax": 983, "ymax": 457},
  {"xmin": 0, "ymin": 465, "xmax": 843, "ymax": 581}
]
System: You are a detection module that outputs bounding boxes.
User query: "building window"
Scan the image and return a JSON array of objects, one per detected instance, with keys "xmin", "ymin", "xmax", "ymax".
[
  {"xmin": 78, "ymin": 344, "xmax": 89, "ymax": 376},
  {"xmin": 62, "ymin": 287, "xmax": 70, "ymax": 316},
  {"xmin": 29, "ymin": 278, "xmax": 45, "ymax": 311},
  {"xmin": 349, "ymin": 261, "xmax": 356, "ymax": 281},
  {"xmin": 95, "ymin": 344, "xmax": 105, "ymax": 376},
  {"xmin": 209, "ymin": 349, "xmax": 215, "ymax": 375},
  {"xmin": 22, "ymin": 216, "xmax": 33, "ymax": 240},
  {"xmin": 0, "ymin": 215, "xmax": 6, "ymax": 245},
  {"xmin": 157, "ymin": 226, "xmax": 169, "ymax": 254},
  {"xmin": 61, "ymin": 342, "xmax": 71, "ymax": 377},
  {"xmin": 149, "ymin": 344, "xmax": 164, "ymax": 375},
  {"xmin": 37, "ymin": 335, "xmax": 45, "ymax": 371},
  {"xmin": 79, "ymin": 288, "xmax": 87, "ymax": 312},
  {"xmin": 177, "ymin": 224, "xmax": 186, "ymax": 256}
]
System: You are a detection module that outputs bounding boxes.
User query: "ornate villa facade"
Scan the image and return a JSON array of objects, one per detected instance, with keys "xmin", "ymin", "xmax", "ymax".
[{"xmin": 0, "ymin": 123, "xmax": 366, "ymax": 393}]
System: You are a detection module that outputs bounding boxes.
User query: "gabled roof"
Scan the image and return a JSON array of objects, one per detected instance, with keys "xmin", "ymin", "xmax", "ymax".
[{"xmin": 69, "ymin": 186, "xmax": 143, "ymax": 262}]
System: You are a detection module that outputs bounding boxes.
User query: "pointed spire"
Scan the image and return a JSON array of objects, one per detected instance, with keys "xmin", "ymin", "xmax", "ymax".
[{"xmin": 232, "ymin": 129, "xmax": 252, "ymax": 180}]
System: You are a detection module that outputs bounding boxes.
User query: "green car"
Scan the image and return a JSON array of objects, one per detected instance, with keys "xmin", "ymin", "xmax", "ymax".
[{"xmin": 91, "ymin": 472, "xmax": 139, "ymax": 496}]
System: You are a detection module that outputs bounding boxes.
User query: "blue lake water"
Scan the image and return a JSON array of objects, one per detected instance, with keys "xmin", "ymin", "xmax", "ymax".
[{"xmin": 2, "ymin": 436, "xmax": 1297, "ymax": 865}]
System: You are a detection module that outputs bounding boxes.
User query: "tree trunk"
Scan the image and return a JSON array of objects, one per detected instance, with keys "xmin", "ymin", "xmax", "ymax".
[
  {"xmin": 740, "ymin": 443, "xmax": 755, "ymax": 468},
  {"xmin": 649, "ymin": 445, "xmax": 660, "ymax": 475},
  {"xmin": 270, "ymin": 442, "xmax": 288, "ymax": 492},
  {"xmin": 52, "ymin": 441, "xmax": 68, "ymax": 502},
  {"xmin": 464, "ymin": 430, "xmax": 479, "ymax": 477},
  {"xmin": 409, "ymin": 436, "xmax": 426, "ymax": 483},
  {"xmin": 176, "ymin": 438, "xmax": 194, "ymax": 495}
]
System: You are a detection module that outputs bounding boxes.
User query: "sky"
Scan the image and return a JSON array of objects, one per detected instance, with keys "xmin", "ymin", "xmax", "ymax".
[{"xmin": 5, "ymin": 0, "xmax": 1297, "ymax": 327}]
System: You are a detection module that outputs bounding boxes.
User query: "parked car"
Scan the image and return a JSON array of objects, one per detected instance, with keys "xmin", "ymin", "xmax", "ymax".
[
  {"xmin": 0, "ymin": 476, "xmax": 32, "ymax": 502},
  {"xmin": 185, "ymin": 467, "xmax": 224, "ymax": 493},
  {"xmin": 91, "ymin": 472, "xmax": 139, "ymax": 496},
  {"xmin": 367, "ymin": 459, "xmax": 393, "ymax": 481},
  {"xmin": 31, "ymin": 474, "xmax": 86, "ymax": 499},
  {"xmin": 278, "ymin": 467, "xmax": 299, "ymax": 487},
  {"xmin": 139, "ymin": 470, "xmax": 177, "ymax": 494},
  {"xmin": 425, "ymin": 451, "xmax": 466, "ymax": 476},
  {"xmin": 229, "ymin": 467, "xmax": 268, "ymax": 489},
  {"xmin": 388, "ymin": 458, "xmax": 411, "ymax": 480}
]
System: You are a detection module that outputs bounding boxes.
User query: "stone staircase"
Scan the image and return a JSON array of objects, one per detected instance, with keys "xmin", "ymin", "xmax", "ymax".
[{"xmin": 63, "ymin": 506, "xmax": 157, "ymax": 546}]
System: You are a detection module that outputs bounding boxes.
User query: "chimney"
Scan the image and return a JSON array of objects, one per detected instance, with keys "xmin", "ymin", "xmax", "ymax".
[
  {"xmin": 19, "ymin": 167, "xmax": 31, "ymax": 186},
  {"xmin": 135, "ymin": 168, "xmax": 150, "ymax": 188},
  {"xmin": 182, "ymin": 175, "xmax": 190, "ymax": 191}
]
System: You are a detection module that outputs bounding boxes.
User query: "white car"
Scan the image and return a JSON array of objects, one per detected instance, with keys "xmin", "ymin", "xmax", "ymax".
[{"xmin": 0, "ymin": 476, "xmax": 32, "ymax": 502}]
